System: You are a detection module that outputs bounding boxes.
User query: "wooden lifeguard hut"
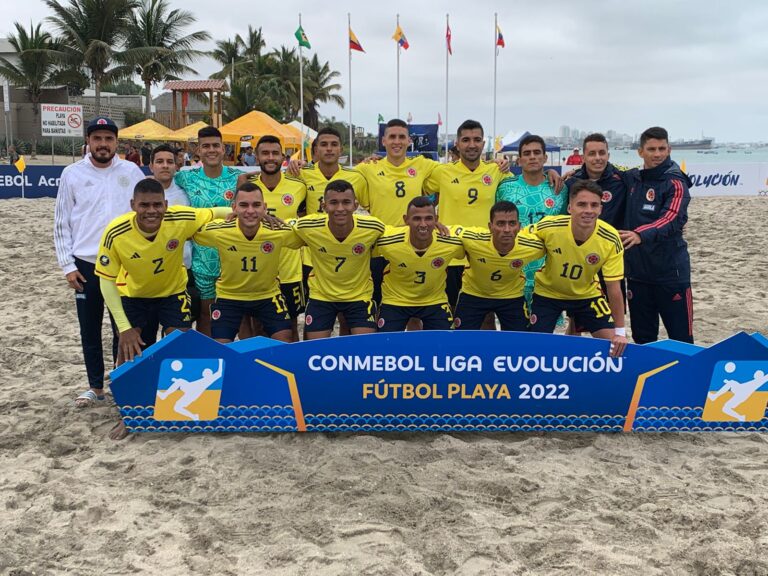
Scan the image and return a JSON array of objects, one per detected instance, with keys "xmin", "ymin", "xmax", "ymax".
[{"xmin": 164, "ymin": 79, "xmax": 228, "ymax": 129}]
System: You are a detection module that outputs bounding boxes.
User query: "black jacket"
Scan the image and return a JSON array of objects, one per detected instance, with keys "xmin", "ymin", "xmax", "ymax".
[{"xmin": 565, "ymin": 162, "xmax": 627, "ymax": 228}]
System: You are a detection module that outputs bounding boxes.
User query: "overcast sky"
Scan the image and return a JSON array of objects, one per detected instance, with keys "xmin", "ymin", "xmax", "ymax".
[{"xmin": 6, "ymin": 0, "xmax": 767, "ymax": 142}]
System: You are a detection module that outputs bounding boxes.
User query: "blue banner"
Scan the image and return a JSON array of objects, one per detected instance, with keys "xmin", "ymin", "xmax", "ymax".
[
  {"xmin": 111, "ymin": 330, "xmax": 768, "ymax": 433},
  {"xmin": 377, "ymin": 123, "xmax": 440, "ymax": 156},
  {"xmin": 0, "ymin": 165, "xmax": 154, "ymax": 199}
]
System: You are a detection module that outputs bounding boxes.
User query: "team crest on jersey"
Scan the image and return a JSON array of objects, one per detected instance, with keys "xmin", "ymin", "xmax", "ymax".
[
  {"xmin": 407, "ymin": 167, "xmax": 417, "ymax": 177},
  {"xmin": 282, "ymin": 194, "xmax": 294, "ymax": 206},
  {"xmin": 586, "ymin": 253, "xmax": 600, "ymax": 265},
  {"xmin": 602, "ymin": 191, "xmax": 613, "ymax": 203},
  {"xmin": 118, "ymin": 176, "xmax": 130, "ymax": 188},
  {"xmin": 646, "ymin": 188, "xmax": 655, "ymax": 202},
  {"xmin": 224, "ymin": 190, "xmax": 234, "ymax": 200},
  {"xmin": 377, "ymin": 317, "xmax": 386, "ymax": 328},
  {"xmin": 544, "ymin": 198, "xmax": 555, "ymax": 209},
  {"xmin": 305, "ymin": 314, "xmax": 313, "ymax": 325},
  {"xmin": 510, "ymin": 259, "xmax": 524, "ymax": 269},
  {"xmin": 482, "ymin": 174, "xmax": 493, "ymax": 186},
  {"xmin": 431, "ymin": 257, "xmax": 445, "ymax": 269},
  {"xmin": 261, "ymin": 241, "xmax": 275, "ymax": 254},
  {"xmin": 99, "ymin": 255, "xmax": 110, "ymax": 266},
  {"xmin": 166, "ymin": 239, "xmax": 179, "ymax": 251},
  {"xmin": 211, "ymin": 309, "xmax": 221, "ymax": 320},
  {"xmin": 352, "ymin": 243, "xmax": 366, "ymax": 255}
]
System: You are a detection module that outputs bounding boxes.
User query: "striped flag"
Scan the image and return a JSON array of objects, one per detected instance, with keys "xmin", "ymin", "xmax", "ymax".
[
  {"xmin": 392, "ymin": 25, "xmax": 410, "ymax": 50},
  {"xmin": 438, "ymin": 113, "xmax": 443, "ymax": 126},
  {"xmin": 446, "ymin": 23, "xmax": 452, "ymax": 55},
  {"xmin": 495, "ymin": 25, "xmax": 505, "ymax": 48},
  {"xmin": 349, "ymin": 27, "xmax": 365, "ymax": 52}
]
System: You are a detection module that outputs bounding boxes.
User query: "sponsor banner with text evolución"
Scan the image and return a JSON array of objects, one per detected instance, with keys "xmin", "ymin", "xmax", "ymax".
[{"xmin": 111, "ymin": 330, "xmax": 768, "ymax": 434}]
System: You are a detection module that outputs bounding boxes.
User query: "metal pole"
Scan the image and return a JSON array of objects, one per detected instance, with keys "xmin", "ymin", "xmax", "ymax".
[
  {"xmin": 51, "ymin": 136, "xmax": 54, "ymax": 165},
  {"xmin": 396, "ymin": 14, "xmax": 400, "ymax": 118},
  {"xmin": 348, "ymin": 13, "xmax": 353, "ymax": 167},
  {"xmin": 492, "ymin": 13, "xmax": 498, "ymax": 156},
  {"xmin": 299, "ymin": 13, "xmax": 305, "ymax": 161},
  {"xmin": 445, "ymin": 13, "xmax": 449, "ymax": 161}
]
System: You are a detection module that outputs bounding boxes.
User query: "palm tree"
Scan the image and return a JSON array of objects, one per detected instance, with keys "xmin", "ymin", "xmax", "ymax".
[
  {"xmin": 0, "ymin": 22, "xmax": 66, "ymax": 153},
  {"xmin": 264, "ymin": 46, "xmax": 301, "ymax": 121},
  {"xmin": 45, "ymin": 0, "xmax": 138, "ymax": 115},
  {"xmin": 240, "ymin": 25, "xmax": 265, "ymax": 64},
  {"xmin": 303, "ymin": 54, "xmax": 344, "ymax": 130},
  {"xmin": 124, "ymin": 0, "xmax": 211, "ymax": 117},
  {"xmin": 209, "ymin": 37, "xmax": 244, "ymax": 87}
]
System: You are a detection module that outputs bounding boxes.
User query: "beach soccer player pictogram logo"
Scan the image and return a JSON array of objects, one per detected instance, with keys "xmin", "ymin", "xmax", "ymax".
[
  {"xmin": 153, "ymin": 359, "xmax": 225, "ymax": 422},
  {"xmin": 702, "ymin": 361, "xmax": 768, "ymax": 422}
]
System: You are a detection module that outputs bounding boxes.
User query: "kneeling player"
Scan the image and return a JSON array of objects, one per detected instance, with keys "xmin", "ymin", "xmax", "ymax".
[
  {"xmin": 96, "ymin": 178, "xmax": 232, "ymax": 362},
  {"xmin": 374, "ymin": 197, "xmax": 463, "ymax": 332},
  {"xmin": 454, "ymin": 201, "xmax": 545, "ymax": 331},
  {"xmin": 292, "ymin": 180, "xmax": 385, "ymax": 339},
  {"xmin": 525, "ymin": 180, "xmax": 628, "ymax": 356},
  {"xmin": 193, "ymin": 182, "xmax": 304, "ymax": 343}
]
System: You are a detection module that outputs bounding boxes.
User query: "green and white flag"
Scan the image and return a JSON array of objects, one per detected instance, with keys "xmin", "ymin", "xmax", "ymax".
[{"xmin": 295, "ymin": 26, "xmax": 311, "ymax": 49}]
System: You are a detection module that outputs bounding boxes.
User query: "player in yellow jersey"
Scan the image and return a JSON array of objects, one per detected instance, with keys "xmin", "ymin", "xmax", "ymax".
[
  {"xmin": 95, "ymin": 178, "xmax": 231, "ymax": 361},
  {"xmin": 236, "ymin": 135, "xmax": 307, "ymax": 340},
  {"xmin": 193, "ymin": 182, "xmax": 304, "ymax": 343},
  {"xmin": 291, "ymin": 180, "xmax": 385, "ymax": 339},
  {"xmin": 374, "ymin": 197, "xmax": 464, "ymax": 331},
  {"xmin": 453, "ymin": 201, "xmax": 546, "ymax": 331},
  {"xmin": 525, "ymin": 180, "xmax": 628, "ymax": 356}
]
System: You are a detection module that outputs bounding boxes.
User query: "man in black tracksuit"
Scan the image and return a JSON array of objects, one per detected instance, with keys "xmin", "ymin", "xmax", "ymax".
[{"xmin": 619, "ymin": 126, "xmax": 694, "ymax": 344}]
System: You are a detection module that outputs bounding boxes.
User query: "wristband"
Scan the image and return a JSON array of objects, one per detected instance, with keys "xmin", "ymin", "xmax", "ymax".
[{"xmin": 614, "ymin": 327, "xmax": 626, "ymax": 337}]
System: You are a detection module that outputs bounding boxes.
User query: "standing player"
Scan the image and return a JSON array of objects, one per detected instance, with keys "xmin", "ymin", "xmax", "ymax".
[
  {"xmin": 525, "ymin": 180, "xmax": 627, "ymax": 357},
  {"xmin": 620, "ymin": 126, "xmax": 693, "ymax": 344},
  {"xmin": 193, "ymin": 182, "xmax": 303, "ymax": 343},
  {"xmin": 236, "ymin": 135, "xmax": 307, "ymax": 341},
  {"xmin": 174, "ymin": 126, "xmax": 241, "ymax": 336},
  {"xmin": 496, "ymin": 134, "xmax": 568, "ymax": 308},
  {"xmin": 374, "ymin": 197, "xmax": 463, "ymax": 331},
  {"xmin": 453, "ymin": 201, "xmax": 546, "ymax": 331},
  {"xmin": 54, "ymin": 116, "xmax": 145, "ymax": 407},
  {"xmin": 292, "ymin": 180, "xmax": 385, "ymax": 339}
]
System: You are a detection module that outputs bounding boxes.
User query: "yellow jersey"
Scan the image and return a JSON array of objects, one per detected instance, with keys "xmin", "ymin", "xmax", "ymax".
[
  {"xmin": 374, "ymin": 227, "xmax": 464, "ymax": 306},
  {"xmin": 424, "ymin": 160, "xmax": 506, "ymax": 266},
  {"xmin": 529, "ymin": 216, "xmax": 624, "ymax": 300},
  {"xmin": 193, "ymin": 220, "xmax": 304, "ymax": 301},
  {"xmin": 96, "ymin": 206, "xmax": 218, "ymax": 298},
  {"xmin": 248, "ymin": 173, "xmax": 306, "ymax": 284},
  {"xmin": 293, "ymin": 214, "xmax": 385, "ymax": 302},
  {"xmin": 355, "ymin": 156, "xmax": 438, "ymax": 225},
  {"xmin": 457, "ymin": 226, "xmax": 545, "ymax": 299},
  {"xmin": 299, "ymin": 164, "xmax": 369, "ymax": 216}
]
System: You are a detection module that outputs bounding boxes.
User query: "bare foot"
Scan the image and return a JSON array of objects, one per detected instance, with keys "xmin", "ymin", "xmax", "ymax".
[{"xmin": 109, "ymin": 420, "xmax": 129, "ymax": 441}]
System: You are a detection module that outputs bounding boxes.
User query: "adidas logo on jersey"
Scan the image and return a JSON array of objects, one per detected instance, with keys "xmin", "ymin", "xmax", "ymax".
[
  {"xmin": 319, "ymin": 247, "xmax": 328, "ymax": 253},
  {"xmin": 478, "ymin": 257, "xmax": 486, "ymax": 263},
  {"xmin": 398, "ymin": 262, "xmax": 407, "ymax": 268},
  {"xmin": 377, "ymin": 171, "xmax": 385, "ymax": 177},
  {"xmin": 451, "ymin": 178, "xmax": 460, "ymax": 184},
  {"xmin": 227, "ymin": 246, "xmax": 237, "ymax": 252},
  {"xmin": 308, "ymin": 185, "xmax": 315, "ymax": 191},
  {"xmin": 130, "ymin": 252, "xmax": 141, "ymax": 259},
  {"xmin": 553, "ymin": 248, "xmax": 562, "ymax": 254}
]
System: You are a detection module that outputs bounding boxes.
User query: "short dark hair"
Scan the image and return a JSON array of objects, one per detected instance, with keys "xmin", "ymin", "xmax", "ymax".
[
  {"xmin": 234, "ymin": 181, "xmax": 263, "ymax": 200},
  {"xmin": 256, "ymin": 135, "xmax": 281, "ymax": 150},
  {"xmin": 324, "ymin": 179, "xmax": 355, "ymax": 198},
  {"xmin": 134, "ymin": 177, "xmax": 164, "ymax": 197},
  {"xmin": 312, "ymin": 126, "xmax": 342, "ymax": 152},
  {"xmin": 582, "ymin": 133, "xmax": 607, "ymax": 150},
  {"xmin": 407, "ymin": 196, "xmax": 435, "ymax": 212},
  {"xmin": 198, "ymin": 126, "xmax": 222, "ymax": 140},
  {"xmin": 456, "ymin": 119, "xmax": 484, "ymax": 139},
  {"xmin": 385, "ymin": 118, "xmax": 408, "ymax": 131},
  {"xmin": 568, "ymin": 179, "xmax": 603, "ymax": 200},
  {"xmin": 519, "ymin": 134, "xmax": 546, "ymax": 154},
  {"xmin": 150, "ymin": 143, "xmax": 177, "ymax": 164},
  {"xmin": 639, "ymin": 126, "xmax": 669, "ymax": 148},
  {"xmin": 490, "ymin": 200, "xmax": 519, "ymax": 221}
]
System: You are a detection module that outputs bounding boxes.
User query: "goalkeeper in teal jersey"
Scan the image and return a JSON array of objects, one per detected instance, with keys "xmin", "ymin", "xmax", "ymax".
[
  {"xmin": 174, "ymin": 126, "xmax": 242, "ymax": 335},
  {"xmin": 495, "ymin": 134, "xmax": 568, "ymax": 307}
]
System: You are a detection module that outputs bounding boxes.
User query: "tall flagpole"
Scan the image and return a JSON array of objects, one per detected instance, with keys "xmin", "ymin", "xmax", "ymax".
[
  {"xmin": 396, "ymin": 14, "xmax": 400, "ymax": 118},
  {"xmin": 492, "ymin": 13, "xmax": 498, "ymax": 156},
  {"xmin": 298, "ymin": 13, "xmax": 305, "ymax": 160},
  {"xmin": 444, "ymin": 13, "xmax": 450, "ymax": 161},
  {"xmin": 348, "ymin": 13, "xmax": 354, "ymax": 167}
]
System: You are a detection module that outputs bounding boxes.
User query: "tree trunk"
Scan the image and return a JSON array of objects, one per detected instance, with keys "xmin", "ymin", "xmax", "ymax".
[
  {"xmin": 145, "ymin": 79, "xmax": 152, "ymax": 118},
  {"xmin": 94, "ymin": 78, "xmax": 101, "ymax": 116}
]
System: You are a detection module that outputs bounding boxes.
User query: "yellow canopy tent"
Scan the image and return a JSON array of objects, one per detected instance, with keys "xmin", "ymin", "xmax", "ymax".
[
  {"xmin": 118, "ymin": 119, "xmax": 177, "ymax": 141},
  {"xmin": 169, "ymin": 121, "xmax": 209, "ymax": 142},
  {"xmin": 219, "ymin": 111, "xmax": 301, "ymax": 150}
]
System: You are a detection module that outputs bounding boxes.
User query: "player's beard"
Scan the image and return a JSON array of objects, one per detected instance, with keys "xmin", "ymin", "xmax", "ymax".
[{"xmin": 91, "ymin": 148, "xmax": 116, "ymax": 165}]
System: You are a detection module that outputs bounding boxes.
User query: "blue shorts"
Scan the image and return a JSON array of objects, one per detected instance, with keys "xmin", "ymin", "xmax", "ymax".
[
  {"xmin": 445, "ymin": 265, "xmax": 465, "ymax": 309},
  {"xmin": 454, "ymin": 292, "xmax": 528, "ymax": 331},
  {"xmin": 210, "ymin": 296, "xmax": 291, "ymax": 340},
  {"xmin": 304, "ymin": 299, "xmax": 377, "ymax": 333},
  {"xmin": 377, "ymin": 303, "xmax": 453, "ymax": 332},
  {"xmin": 280, "ymin": 281, "xmax": 306, "ymax": 318},
  {"xmin": 122, "ymin": 291, "xmax": 191, "ymax": 346},
  {"xmin": 530, "ymin": 294, "xmax": 614, "ymax": 334}
]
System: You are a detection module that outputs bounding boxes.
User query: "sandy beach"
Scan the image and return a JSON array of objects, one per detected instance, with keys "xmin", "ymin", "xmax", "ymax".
[{"xmin": 1, "ymin": 196, "xmax": 767, "ymax": 575}]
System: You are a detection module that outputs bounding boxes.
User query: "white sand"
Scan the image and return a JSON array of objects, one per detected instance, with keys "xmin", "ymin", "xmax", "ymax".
[{"xmin": 1, "ymin": 197, "xmax": 767, "ymax": 575}]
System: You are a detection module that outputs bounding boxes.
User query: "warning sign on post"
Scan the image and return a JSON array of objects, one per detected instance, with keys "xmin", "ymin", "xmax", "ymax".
[{"xmin": 40, "ymin": 104, "xmax": 84, "ymax": 138}]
